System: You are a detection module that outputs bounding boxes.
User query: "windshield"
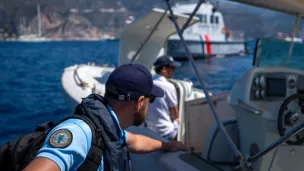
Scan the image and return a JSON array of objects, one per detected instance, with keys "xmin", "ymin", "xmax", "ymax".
[{"xmin": 254, "ymin": 38, "xmax": 304, "ymax": 70}]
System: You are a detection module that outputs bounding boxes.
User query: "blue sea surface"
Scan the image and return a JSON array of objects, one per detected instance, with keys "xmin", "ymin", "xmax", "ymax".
[{"xmin": 0, "ymin": 40, "xmax": 253, "ymax": 145}]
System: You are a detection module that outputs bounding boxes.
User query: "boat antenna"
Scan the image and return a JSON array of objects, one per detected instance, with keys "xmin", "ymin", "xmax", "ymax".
[
  {"xmin": 129, "ymin": 9, "xmax": 168, "ymax": 64},
  {"xmin": 164, "ymin": 0, "xmax": 248, "ymax": 169},
  {"xmin": 285, "ymin": 13, "xmax": 301, "ymax": 65}
]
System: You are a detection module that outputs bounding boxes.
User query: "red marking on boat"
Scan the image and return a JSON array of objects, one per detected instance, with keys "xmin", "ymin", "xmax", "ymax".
[{"xmin": 204, "ymin": 35, "xmax": 212, "ymax": 55}]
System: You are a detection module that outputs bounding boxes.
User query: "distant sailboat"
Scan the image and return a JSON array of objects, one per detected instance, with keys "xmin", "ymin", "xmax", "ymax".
[{"xmin": 18, "ymin": 4, "xmax": 50, "ymax": 42}]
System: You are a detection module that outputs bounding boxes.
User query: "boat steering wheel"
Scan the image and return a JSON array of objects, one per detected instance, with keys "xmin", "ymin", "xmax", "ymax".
[{"xmin": 277, "ymin": 94, "xmax": 304, "ymax": 145}]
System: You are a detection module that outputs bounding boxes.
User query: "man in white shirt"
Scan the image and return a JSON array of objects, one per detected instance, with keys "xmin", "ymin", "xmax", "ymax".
[{"xmin": 145, "ymin": 55, "xmax": 181, "ymax": 140}]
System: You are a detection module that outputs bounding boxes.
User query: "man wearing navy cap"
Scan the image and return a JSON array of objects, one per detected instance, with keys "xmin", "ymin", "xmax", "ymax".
[
  {"xmin": 24, "ymin": 64, "xmax": 186, "ymax": 171},
  {"xmin": 145, "ymin": 55, "xmax": 181, "ymax": 140}
]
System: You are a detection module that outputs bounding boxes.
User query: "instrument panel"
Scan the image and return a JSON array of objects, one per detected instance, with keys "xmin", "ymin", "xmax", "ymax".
[{"xmin": 250, "ymin": 72, "xmax": 303, "ymax": 101}]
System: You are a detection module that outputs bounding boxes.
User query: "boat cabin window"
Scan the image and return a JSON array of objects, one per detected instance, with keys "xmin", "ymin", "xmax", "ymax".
[
  {"xmin": 196, "ymin": 14, "xmax": 203, "ymax": 23},
  {"xmin": 201, "ymin": 14, "xmax": 207, "ymax": 23},
  {"xmin": 210, "ymin": 15, "xmax": 219, "ymax": 24},
  {"xmin": 184, "ymin": 13, "xmax": 206, "ymax": 23}
]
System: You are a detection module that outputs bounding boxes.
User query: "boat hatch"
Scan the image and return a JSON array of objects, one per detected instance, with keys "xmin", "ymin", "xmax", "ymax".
[{"xmin": 119, "ymin": 8, "xmax": 199, "ymax": 70}]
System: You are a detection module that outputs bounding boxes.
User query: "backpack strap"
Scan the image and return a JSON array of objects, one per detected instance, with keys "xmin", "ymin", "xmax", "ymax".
[
  {"xmin": 71, "ymin": 114, "xmax": 105, "ymax": 171},
  {"xmin": 46, "ymin": 111, "xmax": 105, "ymax": 171},
  {"xmin": 73, "ymin": 102, "xmax": 105, "ymax": 144},
  {"xmin": 63, "ymin": 114, "xmax": 103, "ymax": 144},
  {"xmin": 77, "ymin": 99, "xmax": 114, "ymax": 171},
  {"xmin": 55, "ymin": 97, "xmax": 115, "ymax": 171},
  {"xmin": 53, "ymin": 109, "xmax": 105, "ymax": 152}
]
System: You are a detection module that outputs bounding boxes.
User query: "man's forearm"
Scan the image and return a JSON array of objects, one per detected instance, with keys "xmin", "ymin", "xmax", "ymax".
[{"xmin": 126, "ymin": 132, "xmax": 168, "ymax": 153}]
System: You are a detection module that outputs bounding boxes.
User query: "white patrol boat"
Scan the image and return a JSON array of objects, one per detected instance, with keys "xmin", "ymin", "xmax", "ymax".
[{"xmin": 166, "ymin": 0, "xmax": 246, "ymax": 59}]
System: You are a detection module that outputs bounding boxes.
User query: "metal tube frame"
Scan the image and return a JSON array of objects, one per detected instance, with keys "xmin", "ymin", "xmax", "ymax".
[
  {"xmin": 234, "ymin": 122, "xmax": 304, "ymax": 170},
  {"xmin": 164, "ymin": 0, "xmax": 246, "ymax": 168},
  {"xmin": 251, "ymin": 122, "xmax": 304, "ymax": 162},
  {"xmin": 180, "ymin": 0, "xmax": 205, "ymax": 34}
]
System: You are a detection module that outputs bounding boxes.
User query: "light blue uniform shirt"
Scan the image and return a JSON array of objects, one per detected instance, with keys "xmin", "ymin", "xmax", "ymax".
[{"xmin": 36, "ymin": 105, "xmax": 128, "ymax": 171}]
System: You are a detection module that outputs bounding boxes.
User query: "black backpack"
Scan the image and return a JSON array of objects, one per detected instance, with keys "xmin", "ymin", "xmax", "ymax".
[{"xmin": 0, "ymin": 104, "xmax": 104, "ymax": 171}]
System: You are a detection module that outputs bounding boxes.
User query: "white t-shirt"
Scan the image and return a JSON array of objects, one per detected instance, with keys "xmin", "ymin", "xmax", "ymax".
[{"xmin": 145, "ymin": 74, "xmax": 178, "ymax": 138}]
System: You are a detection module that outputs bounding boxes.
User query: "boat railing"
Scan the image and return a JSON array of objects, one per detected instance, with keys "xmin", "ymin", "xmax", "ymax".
[{"xmin": 228, "ymin": 30, "xmax": 246, "ymax": 42}]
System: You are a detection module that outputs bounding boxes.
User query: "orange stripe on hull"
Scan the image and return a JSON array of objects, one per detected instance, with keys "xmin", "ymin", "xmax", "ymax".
[{"xmin": 204, "ymin": 35, "xmax": 212, "ymax": 55}]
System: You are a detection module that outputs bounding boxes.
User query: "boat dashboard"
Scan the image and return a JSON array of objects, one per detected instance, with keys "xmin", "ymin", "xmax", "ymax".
[
  {"xmin": 250, "ymin": 71, "xmax": 304, "ymax": 101},
  {"xmin": 228, "ymin": 66, "xmax": 304, "ymax": 149},
  {"xmin": 229, "ymin": 66, "xmax": 304, "ymax": 105},
  {"xmin": 228, "ymin": 67, "xmax": 304, "ymax": 125}
]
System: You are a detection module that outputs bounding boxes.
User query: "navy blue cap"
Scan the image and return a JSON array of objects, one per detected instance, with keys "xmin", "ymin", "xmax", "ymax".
[
  {"xmin": 153, "ymin": 55, "xmax": 181, "ymax": 68},
  {"xmin": 105, "ymin": 64, "xmax": 164, "ymax": 101}
]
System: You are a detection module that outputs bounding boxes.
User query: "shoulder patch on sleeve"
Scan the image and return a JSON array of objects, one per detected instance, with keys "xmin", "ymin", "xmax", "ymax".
[{"xmin": 49, "ymin": 129, "xmax": 73, "ymax": 148}]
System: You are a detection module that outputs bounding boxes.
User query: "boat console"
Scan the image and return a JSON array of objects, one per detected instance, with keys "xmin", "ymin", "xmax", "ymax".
[
  {"xmin": 228, "ymin": 66, "xmax": 304, "ymax": 171},
  {"xmin": 249, "ymin": 70, "xmax": 300, "ymax": 101}
]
